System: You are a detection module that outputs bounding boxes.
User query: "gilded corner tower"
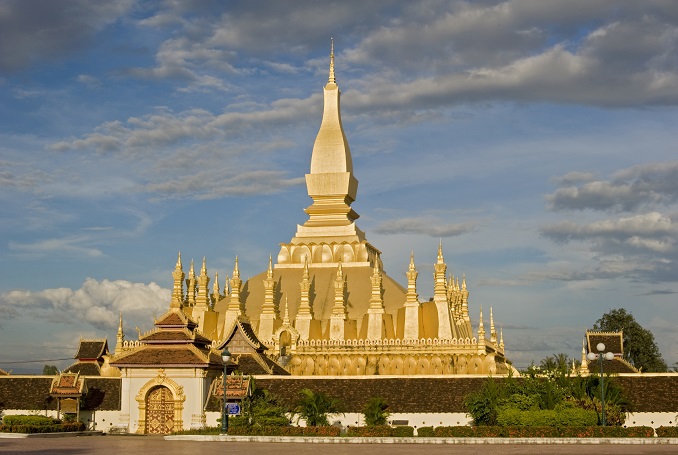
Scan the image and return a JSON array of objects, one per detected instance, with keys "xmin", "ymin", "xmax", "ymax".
[{"xmin": 117, "ymin": 43, "xmax": 510, "ymax": 377}]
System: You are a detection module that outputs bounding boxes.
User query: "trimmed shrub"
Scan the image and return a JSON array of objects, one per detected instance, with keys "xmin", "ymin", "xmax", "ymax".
[
  {"xmin": 429, "ymin": 425, "xmax": 654, "ymax": 438},
  {"xmin": 228, "ymin": 425, "xmax": 341, "ymax": 436},
  {"xmin": 433, "ymin": 426, "xmax": 499, "ymax": 437},
  {"xmin": 656, "ymin": 426, "xmax": 678, "ymax": 437},
  {"xmin": 0, "ymin": 422, "xmax": 86, "ymax": 434},
  {"xmin": 346, "ymin": 426, "xmax": 414, "ymax": 437},
  {"xmin": 347, "ymin": 425, "xmax": 392, "ymax": 437},
  {"xmin": 392, "ymin": 426, "xmax": 415, "ymax": 437},
  {"xmin": 172, "ymin": 426, "xmax": 222, "ymax": 435},
  {"xmin": 497, "ymin": 407, "xmax": 597, "ymax": 427},
  {"xmin": 2, "ymin": 415, "xmax": 59, "ymax": 426},
  {"xmin": 416, "ymin": 426, "xmax": 434, "ymax": 437}
]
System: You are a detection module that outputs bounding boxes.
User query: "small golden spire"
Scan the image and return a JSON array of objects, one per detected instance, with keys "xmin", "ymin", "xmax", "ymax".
[
  {"xmin": 478, "ymin": 306, "xmax": 485, "ymax": 336},
  {"xmin": 233, "ymin": 256, "xmax": 240, "ymax": 278},
  {"xmin": 283, "ymin": 296, "xmax": 290, "ymax": 326},
  {"xmin": 328, "ymin": 37, "xmax": 336, "ymax": 84},
  {"xmin": 212, "ymin": 272, "xmax": 220, "ymax": 303}
]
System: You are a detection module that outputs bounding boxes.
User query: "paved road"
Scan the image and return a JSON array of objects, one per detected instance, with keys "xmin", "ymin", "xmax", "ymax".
[{"xmin": 1, "ymin": 436, "xmax": 678, "ymax": 455}]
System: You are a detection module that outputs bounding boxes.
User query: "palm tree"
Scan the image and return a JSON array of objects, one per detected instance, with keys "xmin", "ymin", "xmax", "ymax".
[
  {"xmin": 294, "ymin": 388, "xmax": 343, "ymax": 426},
  {"xmin": 362, "ymin": 397, "xmax": 389, "ymax": 426}
]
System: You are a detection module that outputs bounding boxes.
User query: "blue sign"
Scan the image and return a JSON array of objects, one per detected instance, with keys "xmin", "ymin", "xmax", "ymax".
[{"xmin": 227, "ymin": 403, "xmax": 241, "ymax": 416}]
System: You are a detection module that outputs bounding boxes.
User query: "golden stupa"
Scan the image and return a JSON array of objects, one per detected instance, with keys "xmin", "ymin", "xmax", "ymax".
[{"xmin": 149, "ymin": 42, "xmax": 509, "ymax": 376}]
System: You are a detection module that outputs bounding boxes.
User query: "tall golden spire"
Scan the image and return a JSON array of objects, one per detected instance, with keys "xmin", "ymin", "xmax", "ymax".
[
  {"xmin": 170, "ymin": 252, "xmax": 185, "ymax": 310},
  {"xmin": 278, "ymin": 39, "xmax": 382, "ymax": 269},
  {"xmin": 433, "ymin": 242, "xmax": 453, "ymax": 339},
  {"xmin": 262, "ymin": 255, "xmax": 276, "ymax": 316},
  {"xmin": 115, "ymin": 312, "xmax": 124, "ymax": 356},
  {"xmin": 228, "ymin": 256, "xmax": 243, "ymax": 313},
  {"xmin": 477, "ymin": 306, "xmax": 486, "ymax": 351},
  {"xmin": 195, "ymin": 257, "xmax": 210, "ymax": 309},
  {"xmin": 305, "ymin": 40, "xmax": 358, "ymax": 224},
  {"xmin": 212, "ymin": 272, "xmax": 220, "ymax": 305},
  {"xmin": 403, "ymin": 251, "xmax": 420, "ymax": 340},
  {"xmin": 295, "ymin": 257, "xmax": 314, "ymax": 341},
  {"xmin": 186, "ymin": 259, "xmax": 196, "ymax": 307},
  {"xmin": 297, "ymin": 258, "xmax": 312, "ymax": 316}
]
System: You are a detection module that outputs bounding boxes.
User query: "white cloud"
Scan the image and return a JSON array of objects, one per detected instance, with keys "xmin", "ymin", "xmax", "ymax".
[
  {"xmin": 0, "ymin": 278, "xmax": 169, "ymax": 331},
  {"xmin": 547, "ymin": 161, "xmax": 678, "ymax": 212},
  {"xmin": 373, "ymin": 217, "xmax": 476, "ymax": 237},
  {"xmin": 9, "ymin": 237, "xmax": 104, "ymax": 259}
]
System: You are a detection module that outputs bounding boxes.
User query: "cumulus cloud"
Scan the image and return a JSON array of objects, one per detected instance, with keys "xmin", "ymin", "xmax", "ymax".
[
  {"xmin": 546, "ymin": 161, "xmax": 678, "ymax": 212},
  {"xmin": 373, "ymin": 217, "xmax": 476, "ymax": 237},
  {"xmin": 50, "ymin": 97, "xmax": 319, "ymax": 155},
  {"xmin": 108, "ymin": 0, "xmax": 678, "ymax": 106},
  {"xmin": 538, "ymin": 212, "xmax": 678, "ymax": 283},
  {"xmin": 0, "ymin": 278, "xmax": 169, "ymax": 331}
]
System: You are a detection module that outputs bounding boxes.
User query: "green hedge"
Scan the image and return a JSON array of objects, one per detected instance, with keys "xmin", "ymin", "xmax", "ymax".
[
  {"xmin": 497, "ymin": 408, "xmax": 598, "ymax": 427},
  {"xmin": 346, "ymin": 426, "xmax": 414, "ymax": 437},
  {"xmin": 0, "ymin": 422, "xmax": 86, "ymax": 433},
  {"xmin": 428, "ymin": 426, "xmax": 654, "ymax": 438},
  {"xmin": 416, "ymin": 426, "xmax": 434, "ymax": 437},
  {"xmin": 228, "ymin": 425, "xmax": 341, "ymax": 436},
  {"xmin": 2, "ymin": 415, "xmax": 60, "ymax": 426},
  {"xmin": 656, "ymin": 426, "xmax": 678, "ymax": 437}
]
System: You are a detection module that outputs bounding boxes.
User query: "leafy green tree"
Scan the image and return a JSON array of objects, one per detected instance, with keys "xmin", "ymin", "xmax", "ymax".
[
  {"xmin": 463, "ymin": 377, "xmax": 510, "ymax": 425},
  {"xmin": 539, "ymin": 353, "xmax": 571, "ymax": 375},
  {"xmin": 237, "ymin": 377, "xmax": 289, "ymax": 427},
  {"xmin": 294, "ymin": 388, "xmax": 343, "ymax": 426},
  {"xmin": 593, "ymin": 308, "xmax": 667, "ymax": 372},
  {"xmin": 42, "ymin": 365, "xmax": 59, "ymax": 375},
  {"xmin": 463, "ymin": 372, "xmax": 631, "ymax": 426},
  {"xmin": 362, "ymin": 397, "xmax": 389, "ymax": 426}
]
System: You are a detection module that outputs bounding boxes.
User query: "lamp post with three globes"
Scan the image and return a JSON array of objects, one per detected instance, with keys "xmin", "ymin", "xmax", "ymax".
[{"xmin": 587, "ymin": 342, "xmax": 614, "ymax": 426}]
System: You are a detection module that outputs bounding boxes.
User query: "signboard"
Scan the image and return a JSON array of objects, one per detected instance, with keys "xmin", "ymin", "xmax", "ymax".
[
  {"xmin": 227, "ymin": 403, "xmax": 241, "ymax": 416},
  {"xmin": 60, "ymin": 398, "xmax": 78, "ymax": 413}
]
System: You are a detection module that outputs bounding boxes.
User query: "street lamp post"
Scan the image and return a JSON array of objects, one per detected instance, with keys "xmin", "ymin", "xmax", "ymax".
[
  {"xmin": 221, "ymin": 347, "xmax": 231, "ymax": 435},
  {"xmin": 586, "ymin": 342, "xmax": 614, "ymax": 426}
]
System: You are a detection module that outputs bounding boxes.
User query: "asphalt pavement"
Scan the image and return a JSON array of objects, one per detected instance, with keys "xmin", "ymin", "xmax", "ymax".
[{"xmin": 1, "ymin": 436, "xmax": 678, "ymax": 455}]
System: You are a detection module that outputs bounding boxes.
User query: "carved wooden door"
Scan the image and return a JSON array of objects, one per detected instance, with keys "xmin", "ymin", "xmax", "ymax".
[{"xmin": 146, "ymin": 386, "xmax": 174, "ymax": 434}]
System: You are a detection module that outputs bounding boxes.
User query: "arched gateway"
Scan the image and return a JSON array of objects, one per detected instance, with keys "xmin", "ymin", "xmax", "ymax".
[{"xmin": 145, "ymin": 386, "xmax": 174, "ymax": 434}]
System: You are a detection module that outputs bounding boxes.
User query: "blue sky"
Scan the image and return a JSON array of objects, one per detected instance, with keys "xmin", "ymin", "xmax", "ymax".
[{"xmin": 1, "ymin": 0, "xmax": 677, "ymax": 373}]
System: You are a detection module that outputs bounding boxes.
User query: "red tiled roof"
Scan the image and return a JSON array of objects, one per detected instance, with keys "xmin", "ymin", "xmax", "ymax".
[
  {"xmin": 50, "ymin": 373, "xmax": 86, "ymax": 396},
  {"xmin": 74, "ymin": 339, "xmax": 108, "ymax": 360},
  {"xmin": 111, "ymin": 345, "xmax": 220, "ymax": 367},
  {"xmin": 587, "ymin": 331, "xmax": 624, "ymax": 355},
  {"xmin": 141, "ymin": 329, "xmax": 193, "ymax": 342},
  {"xmin": 154, "ymin": 310, "xmax": 197, "ymax": 329},
  {"xmin": 64, "ymin": 361, "xmax": 102, "ymax": 376}
]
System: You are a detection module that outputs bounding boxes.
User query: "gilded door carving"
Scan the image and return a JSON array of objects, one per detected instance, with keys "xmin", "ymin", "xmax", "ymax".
[{"xmin": 145, "ymin": 386, "xmax": 174, "ymax": 434}]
